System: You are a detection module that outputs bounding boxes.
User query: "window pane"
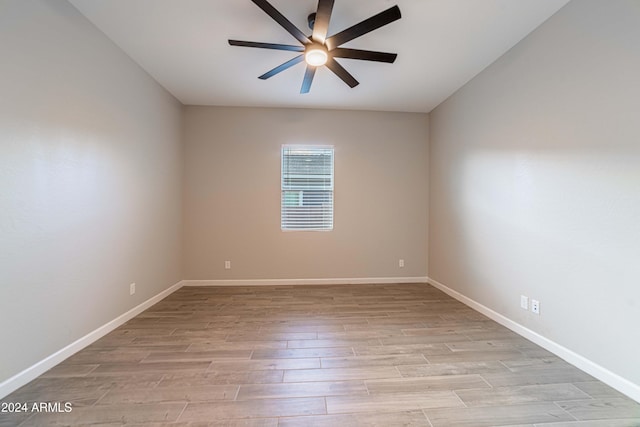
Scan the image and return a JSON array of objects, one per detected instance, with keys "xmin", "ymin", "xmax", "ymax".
[{"xmin": 283, "ymin": 191, "xmax": 302, "ymax": 206}]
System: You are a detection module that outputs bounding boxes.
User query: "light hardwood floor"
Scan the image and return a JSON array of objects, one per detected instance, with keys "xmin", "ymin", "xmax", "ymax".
[{"xmin": 2, "ymin": 284, "xmax": 639, "ymax": 426}]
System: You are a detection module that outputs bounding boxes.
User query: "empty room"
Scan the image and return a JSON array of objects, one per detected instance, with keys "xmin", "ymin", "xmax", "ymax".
[{"xmin": 1, "ymin": 0, "xmax": 639, "ymax": 425}]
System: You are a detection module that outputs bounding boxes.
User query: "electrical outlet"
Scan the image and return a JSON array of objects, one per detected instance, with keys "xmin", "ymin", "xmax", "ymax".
[
  {"xmin": 398, "ymin": 259, "xmax": 404, "ymax": 268},
  {"xmin": 224, "ymin": 260, "xmax": 231, "ymax": 270},
  {"xmin": 531, "ymin": 299, "xmax": 540, "ymax": 314},
  {"xmin": 129, "ymin": 283, "xmax": 136, "ymax": 296},
  {"xmin": 520, "ymin": 295, "xmax": 529, "ymax": 310}
]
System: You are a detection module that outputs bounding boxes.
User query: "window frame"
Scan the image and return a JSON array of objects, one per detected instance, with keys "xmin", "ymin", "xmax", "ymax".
[{"xmin": 280, "ymin": 144, "xmax": 334, "ymax": 232}]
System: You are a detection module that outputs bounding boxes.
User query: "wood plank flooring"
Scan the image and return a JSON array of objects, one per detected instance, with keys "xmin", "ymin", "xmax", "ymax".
[{"xmin": 2, "ymin": 283, "xmax": 639, "ymax": 426}]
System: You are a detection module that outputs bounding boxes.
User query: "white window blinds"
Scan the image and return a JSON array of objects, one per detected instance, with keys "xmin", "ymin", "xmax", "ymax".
[{"xmin": 281, "ymin": 146, "xmax": 334, "ymax": 231}]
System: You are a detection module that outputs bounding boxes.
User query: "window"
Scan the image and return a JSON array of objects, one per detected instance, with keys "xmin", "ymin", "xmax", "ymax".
[{"xmin": 281, "ymin": 145, "xmax": 334, "ymax": 231}]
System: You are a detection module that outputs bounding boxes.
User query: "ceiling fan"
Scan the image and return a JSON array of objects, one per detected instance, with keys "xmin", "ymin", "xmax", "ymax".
[{"xmin": 228, "ymin": 0, "xmax": 401, "ymax": 94}]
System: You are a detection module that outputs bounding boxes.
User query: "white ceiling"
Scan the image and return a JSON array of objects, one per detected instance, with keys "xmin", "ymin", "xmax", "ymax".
[{"xmin": 69, "ymin": 0, "xmax": 569, "ymax": 113}]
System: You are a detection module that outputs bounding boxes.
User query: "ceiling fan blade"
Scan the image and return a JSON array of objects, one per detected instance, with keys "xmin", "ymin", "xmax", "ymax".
[
  {"xmin": 312, "ymin": 0, "xmax": 335, "ymax": 44},
  {"xmin": 300, "ymin": 65, "xmax": 317, "ymax": 94},
  {"xmin": 325, "ymin": 58, "xmax": 359, "ymax": 88},
  {"xmin": 229, "ymin": 40, "xmax": 304, "ymax": 52},
  {"xmin": 258, "ymin": 55, "xmax": 304, "ymax": 80},
  {"xmin": 251, "ymin": 0, "xmax": 310, "ymax": 46},
  {"xmin": 325, "ymin": 5, "xmax": 401, "ymax": 50},
  {"xmin": 331, "ymin": 48, "xmax": 397, "ymax": 63}
]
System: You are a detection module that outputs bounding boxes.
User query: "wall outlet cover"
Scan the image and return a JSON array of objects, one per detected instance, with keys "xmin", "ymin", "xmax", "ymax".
[{"xmin": 532, "ymin": 299, "xmax": 540, "ymax": 314}]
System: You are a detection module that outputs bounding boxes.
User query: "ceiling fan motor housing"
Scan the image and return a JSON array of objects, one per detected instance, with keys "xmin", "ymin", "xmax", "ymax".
[{"xmin": 307, "ymin": 12, "xmax": 316, "ymax": 30}]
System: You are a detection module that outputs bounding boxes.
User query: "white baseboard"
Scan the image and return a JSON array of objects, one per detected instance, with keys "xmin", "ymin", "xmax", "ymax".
[
  {"xmin": 183, "ymin": 277, "xmax": 429, "ymax": 287},
  {"xmin": 0, "ymin": 280, "xmax": 184, "ymax": 400},
  {"xmin": 427, "ymin": 277, "xmax": 640, "ymax": 403}
]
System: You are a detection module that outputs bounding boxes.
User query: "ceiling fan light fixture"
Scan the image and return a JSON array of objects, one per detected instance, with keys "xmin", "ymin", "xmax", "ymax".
[{"xmin": 305, "ymin": 46, "xmax": 328, "ymax": 66}]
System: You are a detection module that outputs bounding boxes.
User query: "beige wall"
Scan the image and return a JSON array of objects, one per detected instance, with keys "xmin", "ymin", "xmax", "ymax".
[
  {"xmin": 183, "ymin": 106, "xmax": 428, "ymax": 280},
  {"xmin": 0, "ymin": 0, "xmax": 183, "ymax": 384},
  {"xmin": 429, "ymin": 0, "xmax": 640, "ymax": 388}
]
